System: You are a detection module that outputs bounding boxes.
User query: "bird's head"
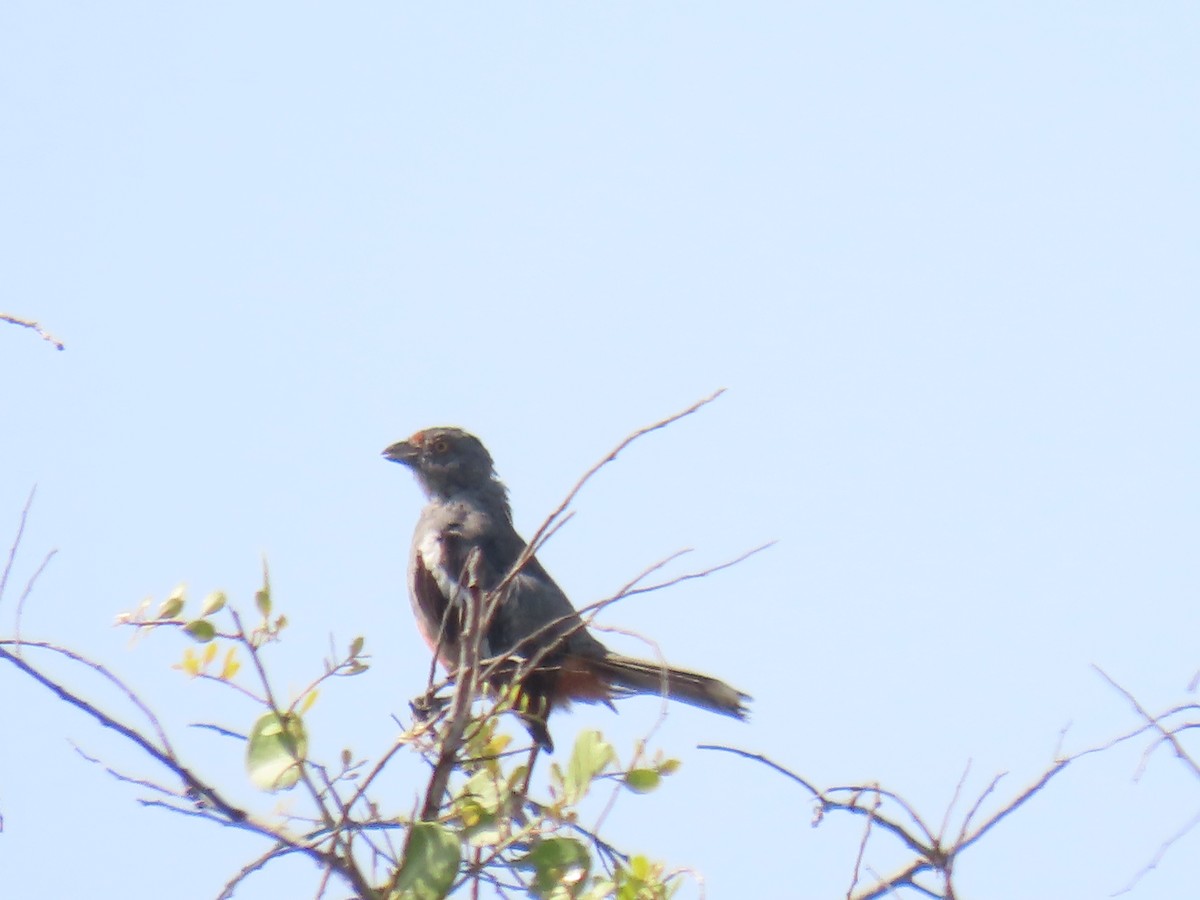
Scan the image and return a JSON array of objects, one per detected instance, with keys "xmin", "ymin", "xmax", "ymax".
[{"xmin": 383, "ymin": 427, "xmax": 501, "ymax": 500}]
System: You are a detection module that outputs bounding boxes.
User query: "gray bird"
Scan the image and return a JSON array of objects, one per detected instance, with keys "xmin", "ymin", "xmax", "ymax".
[{"xmin": 383, "ymin": 426, "xmax": 750, "ymax": 750}]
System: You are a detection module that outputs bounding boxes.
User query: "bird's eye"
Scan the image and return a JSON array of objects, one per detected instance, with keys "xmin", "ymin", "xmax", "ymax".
[{"xmin": 432, "ymin": 439, "xmax": 450, "ymax": 454}]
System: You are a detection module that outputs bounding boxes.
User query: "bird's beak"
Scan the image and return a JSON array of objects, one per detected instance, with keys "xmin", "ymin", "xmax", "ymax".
[{"xmin": 382, "ymin": 439, "xmax": 419, "ymax": 466}]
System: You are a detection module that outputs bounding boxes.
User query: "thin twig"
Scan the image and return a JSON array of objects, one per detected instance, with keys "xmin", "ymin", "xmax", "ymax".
[
  {"xmin": 1, "ymin": 313, "xmax": 65, "ymax": 350},
  {"xmin": 15, "ymin": 548, "xmax": 57, "ymax": 652},
  {"xmin": 525, "ymin": 389, "xmax": 725, "ymax": 565},
  {"xmin": 489, "ymin": 391, "xmax": 726, "ymax": 619},
  {"xmin": 940, "ymin": 759, "xmax": 972, "ymax": 842},
  {"xmin": 700, "ymin": 745, "xmax": 933, "ymax": 856},
  {"xmin": 1113, "ymin": 807, "xmax": 1200, "ymax": 895},
  {"xmin": 217, "ymin": 845, "xmax": 296, "ymax": 900},
  {"xmin": 1, "ymin": 487, "xmax": 36, "ymax": 610},
  {"xmin": 1095, "ymin": 666, "xmax": 1200, "ymax": 779},
  {"xmin": 417, "ymin": 549, "xmax": 486, "ymax": 822},
  {"xmin": 846, "ymin": 788, "xmax": 883, "ymax": 899},
  {"xmin": 1, "ymin": 639, "xmax": 175, "ymax": 752}
]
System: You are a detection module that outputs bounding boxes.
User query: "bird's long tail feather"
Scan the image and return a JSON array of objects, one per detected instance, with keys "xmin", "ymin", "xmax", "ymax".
[{"xmin": 595, "ymin": 654, "xmax": 750, "ymax": 720}]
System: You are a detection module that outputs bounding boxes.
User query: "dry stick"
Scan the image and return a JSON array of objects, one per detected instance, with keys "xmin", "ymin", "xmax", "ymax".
[
  {"xmin": 823, "ymin": 783, "xmax": 935, "ymax": 850},
  {"xmin": 0, "ymin": 645, "xmax": 258, "ymax": 829},
  {"xmin": 617, "ymin": 541, "xmax": 776, "ymax": 601},
  {"xmin": 0, "ymin": 313, "xmax": 65, "ymax": 350},
  {"xmin": 526, "ymin": 388, "xmax": 725, "ymax": 564},
  {"xmin": 1095, "ymin": 665, "xmax": 1200, "ymax": 779},
  {"xmin": 488, "ymin": 389, "xmax": 726, "ymax": 617},
  {"xmin": 939, "ymin": 759, "xmax": 972, "ymax": 844},
  {"xmin": 697, "ymin": 745, "xmax": 933, "ymax": 859},
  {"xmin": 225, "ymin": 609, "xmax": 376, "ymax": 900},
  {"xmin": 416, "ymin": 548, "xmax": 486, "ymax": 822},
  {"xmin": 217, "ymin": 846, "xmax": 299, "ymax": 900},
  {"xmin": 15, "ymin": 549, "xmax": 56, "ymax": 653},
  {"xmin": 957, "ymin": 718, "xmax": 1159, "ymax": 852},
  {"xmin": 1113, "ymin": 806, "xmax": 1200, "ymax": 896},
  {"xmin": 1, "ymin": 487, "xmax": 37, "ymax": 609},
  {"xmin": 853, "ymin": 860, "xmax": 939, "ymax": 900},
  {"xmin": 339, "ymin": 730, "xmax": 428, "ymax": 834},
  {"xmin": 72, "ymin": 743, "xmax": 184, "ymax": 799},
  {"xmin": 2, "ymin": 639, "xmax": 175, "ymax": 752},
  {"xmin": 846, "ymin": 788, "xmax": 883, "ymax": 900},
  {"xmin": 954, "ymin": 771, "xmax": 1004, "ymax": 849}
]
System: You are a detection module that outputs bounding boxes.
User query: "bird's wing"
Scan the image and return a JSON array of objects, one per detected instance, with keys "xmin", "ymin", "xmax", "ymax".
[{"xmin": 411, "ymin": 500, "xmax": 606, "ymax": 665}]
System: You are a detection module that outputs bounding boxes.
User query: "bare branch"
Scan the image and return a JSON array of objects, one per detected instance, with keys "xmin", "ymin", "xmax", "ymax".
[
  {"xmin": 525, "ymin": 389, "xmax": 725, "ymax": 562},
  {"xmin": 15, "ymin": 548, "xmax": 57, "ymax": 651},
  {"xmin": 416, "ymin": 548, "xmax": 487, "ymax": 822},
  {"xmin": 3, "ymin": 639, "xmax": 175, "ymax": 752},
  {"xmin": 940, "ymin": 759, "xmax": 971, "ymax": 842},
  {"xmin": 217, "ymin": 845, "xmax": 298, "ymax": 900},
  {"xmin": 847, "ymin": 789, "xmax": 883, "ymax": 899},
  {"xmin": 1095, "ymin": 665, "xmax": 1200, "ymax": 780},
  {"xmin": 617, "ymin": 541, "xmax": 775, "ymax": 601},
  {"xmin": 1, "ymin": 487, "xmax": 37, "ymax": 610},
  {"xmin": 1113, "ymin": 807, "xmax": 1200, "ymax": 896},
  {"xmin": 489, "ymin": 391, "xmax": 726, "ymax": 613},
  {"xmin": 1, "ymin": 313, "xmax": 65, "ymax": 350},
  {"xmin": 0, "ymin": 644, "xmax": 250, "ymax": 827}
]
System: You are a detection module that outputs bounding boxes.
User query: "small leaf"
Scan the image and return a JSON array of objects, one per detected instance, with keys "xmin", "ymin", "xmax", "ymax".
[
  {"xmin": 458, "ymin": 798, "xmax": 484, "ymax": 828},
  {"xmin": 507, "ymin": 765, "xmax": 530, "ymax": 795},
  {"xmin": 623, "ymin": 769, "xmax": 661, "ymax": 794},
  {"xmin": 657, "ymin": 758, "xmax": 682, "ymax": 776},
  {"xmin": 201, "ymin": 641, "xmax": 219, "ymax": 667},
  {"xmin": 299, "ymin": 690, "xmax": 319, "ymax": 714},
  {"xmin": 183, "ymin": 620, "xmax": 216, "ymax": 643},
  {"xmin": 483, "ymin": 733, "xmax": 512, "ymax": 757},
  {"xmin": 159, "ymin": 585, "xmax": 186, "ymax": 619},
  {"xmin": 521, "ymin": 837, "xmax": 590, "ymax": 897},
  {"xmin": 178, "ymin": 648, "xmax": 200, "ymax": 677},
  {"xmin": 390, "ymin": 822, "xmax": 461, "ymax": 900},
  {"xmin": 199, "ymin": 590, "xmax": 227, "ymax": 617},
  {"xmin": 349, "ymin": 635, "xmax": 364, "ymax": 657},
  {"xmin": 563, "ymin": 729, "xmax": 615, "ymax": 805},
  {"xmin": 614, "ymin": 855, "xmax": 668, "ymax": 900},
  {"xmin": 220, "ymin": 646, "xmax": 240, "ymax": 680},
  {"xmin": 246, "ymin": 712, "xmax": 308, "ymax": 792},
  {"xmin": 256, "ymin": 560, "xmax": 272, "ymax": 619},
  {"xmin": 459, "ymin": 769, "xmax": 503, "ymax": 816}
]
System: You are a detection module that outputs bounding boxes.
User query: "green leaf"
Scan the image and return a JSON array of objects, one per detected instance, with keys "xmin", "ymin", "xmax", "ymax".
[
  {"xmin": 183, "ymin": 620, "xmax": 216, "ymax": 643},
  {"xmin": 458, "ymin": 768, "xmax": 504, "ymax": 816},
  {"xmin": 522, "ymin": 837, "xmax": 590, "ymax": 898},
  {"xmin": 199, "ymin": 590, "xmax": 227, "ymax": 617},
  {"xmin": 390, "ymin": 822, "xmax": 460, "ymax": 900},
  {"xmin": 563, "ymin": 729, "xmax": 615, "ymax": 805},
  {"xmin": 158, "ymin": 591, "xmax": 185, "ymax": 619},
  {"xmin": 623, "ymin": 769, "xmax": 661, "ymax": 794},
  {"xmin": 615, "ymin": 856, "xmax": 670, "ymax": 900},
  {"xmin": 246, "ymin": 711, "xmax": 308, "ymax": 792},
  {"xmin": 255, "ymin": 559, "xmax": 272, "ymax": 618},
  {"xmin": 657, "ymin": 758, "xmax": 681, "ymax": 776},
  {"xmin": 349, "ymin": 635, "xmax": 365, "ymax": 657}
]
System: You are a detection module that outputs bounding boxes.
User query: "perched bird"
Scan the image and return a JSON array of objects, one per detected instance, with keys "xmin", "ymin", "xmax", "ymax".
[{"xmin": 383, "ymin": 426, "xmax": 750, "ymax": 751}]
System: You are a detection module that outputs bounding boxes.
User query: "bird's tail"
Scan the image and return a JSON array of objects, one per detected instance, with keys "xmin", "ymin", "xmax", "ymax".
[{"xmin": 594, "ymin": 654, "xmax": 750, "ymax": 720}]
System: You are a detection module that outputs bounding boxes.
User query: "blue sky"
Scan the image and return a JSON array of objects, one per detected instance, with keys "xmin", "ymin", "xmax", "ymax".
[{"xmin": 2, "ymin": 3, "xmax": 1198, "ymax": 897}]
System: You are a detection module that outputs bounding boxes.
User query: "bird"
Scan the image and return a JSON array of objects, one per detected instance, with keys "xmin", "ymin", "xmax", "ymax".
[{"xmin": 383, "ymin": 426, "xmax": 750, "ymax": 751}]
